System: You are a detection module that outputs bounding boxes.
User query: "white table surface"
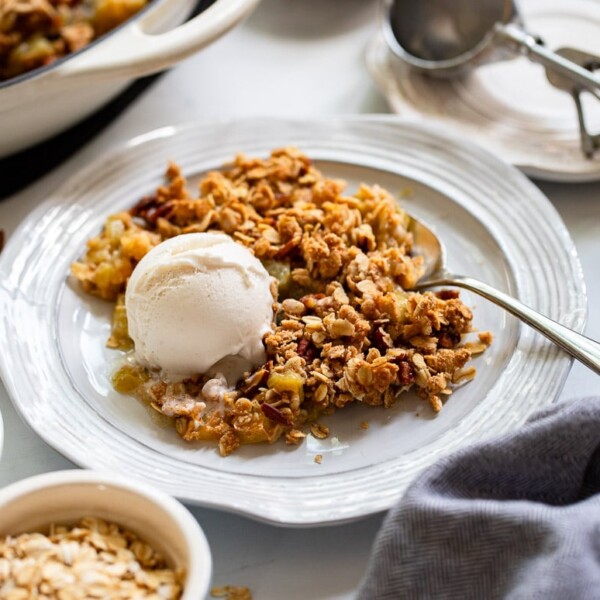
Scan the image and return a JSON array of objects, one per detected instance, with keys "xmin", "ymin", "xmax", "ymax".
[{"xmin": 0, "ymin": 0, "xmax": 598, "ymax": 598}]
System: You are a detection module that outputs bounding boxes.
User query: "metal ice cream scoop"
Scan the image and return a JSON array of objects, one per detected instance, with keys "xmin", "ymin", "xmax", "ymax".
[
  {"xmin": 409, "ymin": 215, "xmax": 600, "ymax": 375},
  {"xmin": 382, "ymin": 0, "xmax": 600, "ymax": 157}
]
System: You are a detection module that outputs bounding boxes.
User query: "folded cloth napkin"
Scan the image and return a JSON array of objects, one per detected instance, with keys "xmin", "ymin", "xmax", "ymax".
[{"xmin": 357, "ymin": 397, "xmax": 600, "ymax": 600}]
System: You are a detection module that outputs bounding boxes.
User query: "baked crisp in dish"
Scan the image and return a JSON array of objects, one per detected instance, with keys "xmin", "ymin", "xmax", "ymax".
[
  {"xmin": 72, "ymin": 148, "xmax": 491, "ymax": 456},
  {"xmin": 0, "ymin": 0, "xmax": 148, "ymax": 81}
]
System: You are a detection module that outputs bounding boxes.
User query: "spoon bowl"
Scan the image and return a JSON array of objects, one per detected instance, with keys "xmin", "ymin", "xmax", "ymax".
[
  {"xmin": 408, "ymin": 214, "xmax": 600, "ymax": 375},
  {"xmin": 384, "ymin": 0, "xmax": 518, "ymax": 75},
  {"xmin": 382, "ymin": 0, "xmax": 599, "ymax": 87},
  {"xmin": 382, "ymin": 0, "xmax": 600, "ymax": 156}
]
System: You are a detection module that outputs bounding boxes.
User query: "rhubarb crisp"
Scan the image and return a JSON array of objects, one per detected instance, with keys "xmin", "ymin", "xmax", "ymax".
[
  {"xmin": 71, "ymin": 148, "xmax": 491, "ymax": 456},
  {"xmin": 0, "ymin": 0, "xmax": 148, "ymax": 81}
]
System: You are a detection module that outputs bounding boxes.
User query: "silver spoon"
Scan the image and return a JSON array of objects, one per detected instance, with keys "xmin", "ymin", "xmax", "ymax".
[
  {"xmin": 409, "ymin": 216, "xmax": 600, "ymax": 375},
  {"xmin": 382, "ymin": 0, "xmax": 600, "ymax": 157}
]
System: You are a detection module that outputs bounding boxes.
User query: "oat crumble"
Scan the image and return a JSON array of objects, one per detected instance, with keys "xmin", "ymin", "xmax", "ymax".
[{"xmin": 71, "ymin": 148, "xmax": 491, "ymax": 456}]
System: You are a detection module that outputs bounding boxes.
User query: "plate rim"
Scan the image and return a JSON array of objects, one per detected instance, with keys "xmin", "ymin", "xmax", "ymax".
[{"xmin": 0, "ymin": 116, "xmax": 587, "ymax": 525}]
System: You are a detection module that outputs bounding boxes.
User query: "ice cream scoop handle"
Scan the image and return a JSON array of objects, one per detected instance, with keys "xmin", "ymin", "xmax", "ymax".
[
  {"xmin": 418, "ymin": 273, "xmax": 600, "ymax": 375},
  {"xmin": 494, "ymin": 23, "xmax": 600, "ymax": 93}
]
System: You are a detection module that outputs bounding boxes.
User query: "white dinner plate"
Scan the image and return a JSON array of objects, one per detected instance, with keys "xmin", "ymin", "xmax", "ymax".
[
  {"xmin": 367, "ymin": 0, "xmax": 600, "ymax": 182},
  {"xmin": 0, "ymin": 117, "xmax": 586, "ymax": 526}
]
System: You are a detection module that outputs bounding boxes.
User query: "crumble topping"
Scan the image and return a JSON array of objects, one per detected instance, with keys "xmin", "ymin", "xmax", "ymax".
[{"xmin": 71, "ymin": 148, "xmax": 491, "ymax": 456}]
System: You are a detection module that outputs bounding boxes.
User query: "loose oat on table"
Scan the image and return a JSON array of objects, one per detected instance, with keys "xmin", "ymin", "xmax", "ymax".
[
  {"xmin": 211, "ymin": 585, "xmax": 252, "ymax": 600},
  {"xmin": 71, "ymin": 147, "xmax": 491, "ymax": 456},
  {"xmin": 0, "ymin": 517, "xmax": 184, "ymax": 599}
]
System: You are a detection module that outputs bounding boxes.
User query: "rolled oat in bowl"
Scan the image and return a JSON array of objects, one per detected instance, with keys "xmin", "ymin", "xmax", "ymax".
[
  {"xmin": 0, "ymin": 471, "xmax": 212, "ymax": 600},
  {"xmin": 0, "ymin": 517, "xmax": 183, "ymax": 599}
]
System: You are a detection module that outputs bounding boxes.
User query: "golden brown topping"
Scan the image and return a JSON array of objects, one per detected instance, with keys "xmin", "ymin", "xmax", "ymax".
[{"xmin": 73, "ymin": 148, "xmax": 490, "ymax": 455}]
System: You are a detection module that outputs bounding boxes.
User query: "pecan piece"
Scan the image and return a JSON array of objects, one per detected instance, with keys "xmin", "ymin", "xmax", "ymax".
[
  {"xmin": 149, "ymin": 201, "xmax": 175, "ymax": 223},
  {"xmin": 274, "ymin": 237, "xmax": 300, "ymax": 259},
  {"xmin": 130, "ymin": 194, "xmax": 159, "ymax": 217},
  {"xmin": 397, "ymin": 361, "xmax": 416, "ymax": 386},
  {"xmin": 261, "ymin": 402, "xmax": 290, "ymax": 425},
  {"xmin": 436, "ymin": 289, "xmax": 460, "ymax": 300},
  {"xmin": 238, "ymin": 366, "xmax": 269, "ymax": 395},
  {"xmin": 129, "ymin": 196, "xmax": 174, "ymax": 225},
  {"xmin": 297, "ymin": 338, "xmax": 317, "ymax": 361},
  {"xmin": 438, "ymin": 328, "xmax": 461, "ymax": 349},
  {"xmin": 372, "ymin": 326, "xmax": 392, "ymax": 353}
]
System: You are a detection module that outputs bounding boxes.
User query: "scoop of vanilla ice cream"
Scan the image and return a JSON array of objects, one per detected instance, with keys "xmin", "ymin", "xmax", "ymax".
[{"xmin": 125, "ymin": 232, "xmax": 274, "ymax": 381}]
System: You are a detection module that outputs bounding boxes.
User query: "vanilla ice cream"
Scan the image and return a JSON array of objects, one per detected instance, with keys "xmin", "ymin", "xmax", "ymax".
[{"xmin": 125, "ymin": 232, "xmax": 274, "ymax": 381}]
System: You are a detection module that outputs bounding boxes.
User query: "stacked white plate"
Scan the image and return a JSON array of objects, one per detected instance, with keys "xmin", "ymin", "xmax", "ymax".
[{"xmin": 367, "ymin": 0, "xmax": 600, "ymax": 182}]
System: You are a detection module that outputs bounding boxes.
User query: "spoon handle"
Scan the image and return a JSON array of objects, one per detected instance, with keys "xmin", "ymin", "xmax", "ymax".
[
  {"xmin": 494, "ymin": 23, "xmax": 600, "ymax": 94},
  {"xmin": 422, "ymin": 274, "xmax": 600, "ymax": 375}
]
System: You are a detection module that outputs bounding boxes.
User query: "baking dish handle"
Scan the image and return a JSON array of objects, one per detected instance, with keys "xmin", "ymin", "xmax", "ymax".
[{"xmin": 57, "ymin": 0, "xmax": 261, "ymax": 80}]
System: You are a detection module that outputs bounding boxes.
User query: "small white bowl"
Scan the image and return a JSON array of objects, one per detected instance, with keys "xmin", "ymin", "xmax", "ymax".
[{"xmin": 0, "ymin": 470, "xmax": 212, "ymax": 599}]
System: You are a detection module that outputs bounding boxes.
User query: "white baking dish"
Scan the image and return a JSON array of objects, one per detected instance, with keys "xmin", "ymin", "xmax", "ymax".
[{"xmin": 0, "ymin": 0, "xmax": 260, "ymax": 158}]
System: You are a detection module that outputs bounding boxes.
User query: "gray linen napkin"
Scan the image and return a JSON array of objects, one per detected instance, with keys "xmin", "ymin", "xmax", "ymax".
[{"xmin": 357, "ymin": 397, "xmax": 600, "ymax": 600}]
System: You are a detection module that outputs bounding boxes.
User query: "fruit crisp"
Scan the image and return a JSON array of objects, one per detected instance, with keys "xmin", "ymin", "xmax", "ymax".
[
  {"xmin": 0, "ymin": 0, "xmax": 148, "ymax": 81},
  {"xmin": 71, "ymin": 148, "xmax": 491, "ymax": 456}
]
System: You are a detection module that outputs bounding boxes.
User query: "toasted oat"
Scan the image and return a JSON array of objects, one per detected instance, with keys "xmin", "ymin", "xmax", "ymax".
[
  {"xmin": 73, "ymin": 148, "xmax": 490, "ymax": 455},
  {"xmin": 463, "ymin": 341, "xmax": 487, "ymax": 355},
  {"xmin": 211, "ymin": 585, "xmax": 252, "ymax": 600},
  {"xmin": 453, "ymin": 366, "xmax": 477, "ymax": 384},
  {"xmin": 285, "ymin": 429, "xmax": 306, "ymax": 444},
  {"xmin": 360, "ymin": 420, "xmax": 369, "ymax": 430},
  {"xmin": 310, "ymin": 422, "xmax": 330, "ymax": 440},
  {"xmin": 314, "ymin": 454, "xmax": 323, "ymax": 464},
  {"xmin": 479, "ymin": 331, "xmax": 493, "ymax": 345},
  {"xmin": 0, "ymin": 517, "xmax": 183, "ymax": 598}
]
